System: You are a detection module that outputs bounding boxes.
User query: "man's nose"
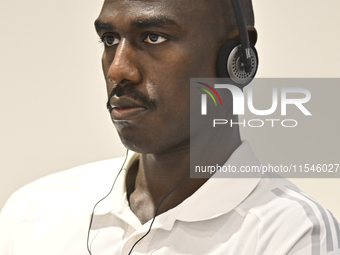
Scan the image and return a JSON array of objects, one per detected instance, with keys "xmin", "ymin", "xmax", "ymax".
[{"xmin": 106, "ymin": 40, "xmax": 142, "ymax": 86}]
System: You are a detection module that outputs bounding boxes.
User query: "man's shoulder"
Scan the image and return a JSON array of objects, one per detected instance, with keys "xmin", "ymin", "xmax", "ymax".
[
  {"xmin": 237, "ymin": 175, "xmax": 340, "ymax": 254},
  {"xmin": 1, "ymin": 157, "xmax": 125, "ymax": 221},
  {"xmin": 242, "ymin": 175, "xmax": 336, "ymax": 226}
]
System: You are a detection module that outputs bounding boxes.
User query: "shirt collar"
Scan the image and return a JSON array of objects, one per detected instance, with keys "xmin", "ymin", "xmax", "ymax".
[
  {"xmin": 84, "ymin": 141, "xmax": 262, "ymax": 224},
  {"xmin": 158, "ymin": 141, "xmax": 262, "ymax": 225},
  {"xmin": 81, "ymin": 151, "xmax": 139, "ymax": 215}
]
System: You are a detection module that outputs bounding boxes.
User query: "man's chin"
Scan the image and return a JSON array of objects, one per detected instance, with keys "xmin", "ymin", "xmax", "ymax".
[
  {"xmin": 118, "ymin": 132, "xmax": 179, "ymax": 155},
  {"xmin": 117, "ymin": 130, "xmax": 155, "ymax": 154}
]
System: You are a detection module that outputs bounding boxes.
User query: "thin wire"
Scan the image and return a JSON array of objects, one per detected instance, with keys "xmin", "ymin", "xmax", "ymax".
[
  {"xmin": 87, "ymin": 149, "xmax": 129, "ymax": 255},
  {"xmin": 127, "ymin": 171, "xmax": 190, "ymax": 255}
]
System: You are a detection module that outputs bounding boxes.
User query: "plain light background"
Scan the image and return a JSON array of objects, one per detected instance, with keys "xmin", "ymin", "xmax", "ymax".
[{"xmin": 1, "ymin": 0, "xmax": 339, "ymax": 219}]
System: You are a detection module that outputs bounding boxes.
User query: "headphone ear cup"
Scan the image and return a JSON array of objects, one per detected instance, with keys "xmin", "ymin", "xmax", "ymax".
[{"xmin": 216, "ymin": 38, "xmax": 259, "ymax": 88}]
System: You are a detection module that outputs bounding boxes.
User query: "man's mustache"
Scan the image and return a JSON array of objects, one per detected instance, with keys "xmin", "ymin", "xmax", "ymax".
[{"xmin": 106, "ymin": 84, "xmax": 156, "ymax": 111}]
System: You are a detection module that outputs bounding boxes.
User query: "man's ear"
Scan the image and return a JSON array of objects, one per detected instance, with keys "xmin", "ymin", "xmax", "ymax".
[
  {"xmin": 247, "ymin": 26, "xmax": 257, "ymax": 45},
  {"xmin": 225, "ymin": 26, "xmax": 257, "ymax": 45}
]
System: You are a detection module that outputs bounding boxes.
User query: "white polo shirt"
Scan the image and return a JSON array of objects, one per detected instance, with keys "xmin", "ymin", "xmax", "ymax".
[{"xmin": 1, "ymin": 141, "xmax": 339, "ymax": 255}]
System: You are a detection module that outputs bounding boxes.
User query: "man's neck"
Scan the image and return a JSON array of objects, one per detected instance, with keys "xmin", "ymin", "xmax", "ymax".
[{"xmin": 127, "ymin": 120, "xmax": 242, "ymax": 224}]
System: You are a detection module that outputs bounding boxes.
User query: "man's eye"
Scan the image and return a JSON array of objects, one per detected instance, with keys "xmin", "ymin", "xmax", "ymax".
[
  {"xmin": 144, "ymin": 34, "xmax": 167, "ymax": 44},
  {"xmin": 101, "ymin": 35, "xmax": 120, "ymax": 47}
]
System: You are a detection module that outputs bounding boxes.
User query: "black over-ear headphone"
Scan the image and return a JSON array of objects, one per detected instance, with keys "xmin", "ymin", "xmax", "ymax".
[{"xmin": 216, "ymin": 0, "xmax": 258, "ymax": 88}]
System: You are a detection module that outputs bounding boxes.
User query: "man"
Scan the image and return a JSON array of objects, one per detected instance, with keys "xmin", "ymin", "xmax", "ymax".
[{"xmin": 0, "ymin": 0, "xmax": 339, "ymax": 254}]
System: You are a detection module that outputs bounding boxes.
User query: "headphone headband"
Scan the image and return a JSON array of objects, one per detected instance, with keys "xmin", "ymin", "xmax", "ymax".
[{"xmin": 230, "ymin": 0, "xmax": 252, "ymax": 73}]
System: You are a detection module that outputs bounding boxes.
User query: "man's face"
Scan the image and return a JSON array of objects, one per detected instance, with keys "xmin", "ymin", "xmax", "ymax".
[{"xmin": 95, "ymin": 0, "xmax": 225, "ymax": 153}]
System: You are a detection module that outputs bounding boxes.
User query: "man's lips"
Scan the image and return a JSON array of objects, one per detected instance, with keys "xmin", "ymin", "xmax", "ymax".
[{"xmin": 109, "ymin": 96, "xmax": 147, "ymax": 120}]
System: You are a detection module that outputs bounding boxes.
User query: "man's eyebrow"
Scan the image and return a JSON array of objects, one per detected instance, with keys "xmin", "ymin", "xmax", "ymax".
[
  {"xmin": 131, "ymin": 15, "xmax": 179, "ymax": 29},
  {"xmin": 94, "ymin": 20, "xmax": 114, "ymax": 33},
  {"xmin": 94, "ymin": 15, "xmax": 179, "ymax": 34}
]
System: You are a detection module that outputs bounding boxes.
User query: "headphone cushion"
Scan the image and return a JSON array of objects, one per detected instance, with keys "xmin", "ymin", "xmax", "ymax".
[
  {"xmin": 217, "ymin": 39, "xmax": 241, "ymax": 78},
  {"xmin": 216, "ymin": 38, "xmax": 258, "ymax": 87}
]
